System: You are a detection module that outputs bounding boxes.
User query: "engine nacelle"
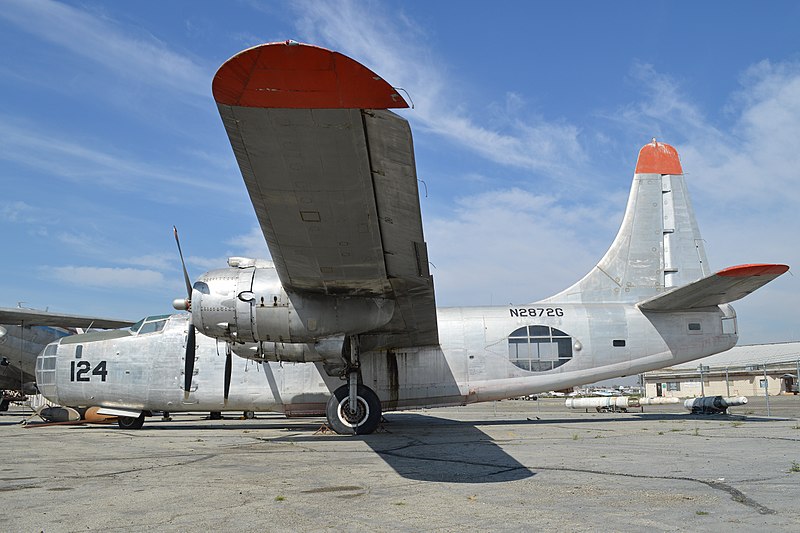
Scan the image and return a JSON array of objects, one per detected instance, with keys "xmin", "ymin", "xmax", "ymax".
[
  {"xmin": 187, "ymin": 259, "xmax": 395, "ymax": 344},
  {"xmin": 231, "ymin": 336, "xmax": 345, "ymax": 364}
]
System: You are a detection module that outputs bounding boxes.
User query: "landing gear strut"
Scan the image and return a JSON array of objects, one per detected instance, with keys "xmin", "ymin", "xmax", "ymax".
[{"xmin": 325, "ymin": 335, "xmax": 381, "ymax": 435}]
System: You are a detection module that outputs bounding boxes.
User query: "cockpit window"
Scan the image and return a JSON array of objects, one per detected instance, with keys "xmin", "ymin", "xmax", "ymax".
[
  {"xmin": 138, "ymin": 319, "xmax": 167, "ymax": 335},
  {"xmin": 508, "ymin": 325, "xmax": 574, "ymax": 372},
  {"xmin": 130, "ymin": 315, "xmax": 171, "ymax": 335}
]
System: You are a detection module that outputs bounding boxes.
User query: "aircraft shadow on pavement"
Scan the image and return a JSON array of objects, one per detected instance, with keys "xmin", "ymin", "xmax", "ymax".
[
  {"xmin": 372, "ymin": 414, "xmax": 535, "ymax": 483},
  {"xmin": 281, "ymin": 412, "xmax": 535, "ymax": 483},
  {"xmin": 76, "ymin": 412, "xmax": 535, "ymax": 483}
]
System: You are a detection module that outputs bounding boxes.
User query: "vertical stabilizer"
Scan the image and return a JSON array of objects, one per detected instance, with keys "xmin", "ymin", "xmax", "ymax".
[{"xmin": 544, "ymin": 140, "xmax": 710, "ymax": 304}]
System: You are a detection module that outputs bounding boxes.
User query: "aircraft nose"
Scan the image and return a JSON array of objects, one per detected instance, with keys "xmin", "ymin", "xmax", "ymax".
[{"xmin": 34, "ymin": 343, "xmax": 60, "ymax": 405}]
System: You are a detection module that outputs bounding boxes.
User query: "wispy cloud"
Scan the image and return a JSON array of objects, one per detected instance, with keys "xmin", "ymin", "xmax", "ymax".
[
  {"xmin": 613, "ymin": 60, "xmax": 800, "ymax": 209},
  {"xmin": 426, "ymin": 188, "xmax": 619, "ymax": 305},
  {"xmin": 621, "ymin": 62, "xmax": 718, "ymax": 137},
  {"xmin": 183, "ymin": 227, "xmax": 272, "ymax": 272},
  {"xmin": 47, "ymin": 266, "xmax": 166, "ymax": 289},
  {"xmin": 291, "ymin": 0, "xmax": 585, "ymax": 176},
  {"xmin": 0, "ymin": 119, "xmax": 234, "ymax": 199},
  {"xmin": 124, "ymin": 254, "xmax": 176, "ymax": 272},
  {"xmin": 227, "ymin": 226, "xmax": 269, "ymax": 260},
  {"xmin": 0, "ymin": 0, "xmax": 210, "ymax": 98},
  {"xmin": 1, "ymin": 201, "xmax": 37, "ymax": 223}
]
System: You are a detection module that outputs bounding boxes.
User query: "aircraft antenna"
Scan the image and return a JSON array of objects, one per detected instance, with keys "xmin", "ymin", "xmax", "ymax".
[
  {"xmin": 394, "ymin": 87, "xmax": 414, "ymax": 109},
  {"xmin": 418, "ymin": 178, "xmax": 428, "ymax": 198}
]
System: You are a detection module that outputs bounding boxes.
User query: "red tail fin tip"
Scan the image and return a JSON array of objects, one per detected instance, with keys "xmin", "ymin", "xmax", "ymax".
[{"xmin": 635, "ymin": 139, "xmax": 683, "ymax": 175}]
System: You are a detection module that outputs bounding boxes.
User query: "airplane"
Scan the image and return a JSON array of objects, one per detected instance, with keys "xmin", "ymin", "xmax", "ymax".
[
  {"xmin": 591, "ymin": 389, "xmax": 617, "ymax": 397},
  {"xmin": 34, "ymin": 41, "xmax": 788, "ymax": 434},
  {"xmin": 0, "ymin": 306, "xmax": 132, "ymax": 410}
]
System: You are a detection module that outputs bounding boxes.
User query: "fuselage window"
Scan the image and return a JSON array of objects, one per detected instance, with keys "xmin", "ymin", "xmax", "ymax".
[
  {"xmin": 508, "ymin": 326, "xmax": 573, "ymax": 372},
  {"xmin": 613, "ymin": 339, "xmax": 626, "ymax": 347},
  {"xmin": 75, "ymin": 345, "xmax": 83, "ymax": 359}
]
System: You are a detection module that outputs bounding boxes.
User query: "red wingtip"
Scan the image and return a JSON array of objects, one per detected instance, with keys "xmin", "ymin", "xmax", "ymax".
[
  {"xmin": 717, "ymin": 264, "xmax": 790, "ymax": 277},
  {"xmin": 212, "ymin": 41, "xmax": 409, "ymax": 110},
  {"xmin": 635, "ymin": 139, "xmax": 683, "ymax": 175}
]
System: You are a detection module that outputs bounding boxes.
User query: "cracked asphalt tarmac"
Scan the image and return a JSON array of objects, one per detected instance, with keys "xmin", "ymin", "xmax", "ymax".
[{"xmin": 2, "ymin": 397, "xmax": 798, "ymax": 532}]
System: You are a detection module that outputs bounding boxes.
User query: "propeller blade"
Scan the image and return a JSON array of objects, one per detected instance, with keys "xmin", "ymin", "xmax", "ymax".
[
  {"xmin": 223, "ymin": 344, "xmax": 232, "ymax": 404},
  {"xmin": 183, "ymin": 324, "xmax": 196, "ymax": 399},
  {"xmin": 173, "ymin": 226, "xmax": 193, "ymax": 300}
]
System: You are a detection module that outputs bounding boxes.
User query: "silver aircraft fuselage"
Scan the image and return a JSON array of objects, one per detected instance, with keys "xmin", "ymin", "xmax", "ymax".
[{"xmin": 37, "ymin": 301, "xmax": 736, "ymax": 416}]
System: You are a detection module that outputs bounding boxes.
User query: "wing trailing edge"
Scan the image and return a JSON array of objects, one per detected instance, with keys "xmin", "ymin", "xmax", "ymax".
[{"xmin": 637, "ymin": 264, "xmax": 789, "ymax": 311}]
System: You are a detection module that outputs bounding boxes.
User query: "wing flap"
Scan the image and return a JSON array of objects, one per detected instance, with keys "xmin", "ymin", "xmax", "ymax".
[{"xmin": 638, "ymin": 264, "xmax": 789, "ymax": 311}]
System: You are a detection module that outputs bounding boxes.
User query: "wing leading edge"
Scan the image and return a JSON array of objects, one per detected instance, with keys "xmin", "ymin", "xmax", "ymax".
[
  {"xmin": 213, "ymin": 42, "xmax": 438, "ymax": 348},
  {"xmin": 638, "ymin": 264, "xmax": 789, "ymax": 311}
]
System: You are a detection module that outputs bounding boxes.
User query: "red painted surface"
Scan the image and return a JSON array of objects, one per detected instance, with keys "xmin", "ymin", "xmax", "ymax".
[
  {"xmin": 635, "ymin": 140, "xmax": 683, "ymax": 175},
  {"xmin": 716, "ymin": 264, "xmax": 789, "ymax": 277},
  {"xmin": 213, "ymin": 41, "xmax": 408, "ymax": 109}
]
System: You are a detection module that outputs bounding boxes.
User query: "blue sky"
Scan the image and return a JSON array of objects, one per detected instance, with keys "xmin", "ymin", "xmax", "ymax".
[{"xmin": 1, "ymin": 0, "xmax": 798, "ymax": 344}]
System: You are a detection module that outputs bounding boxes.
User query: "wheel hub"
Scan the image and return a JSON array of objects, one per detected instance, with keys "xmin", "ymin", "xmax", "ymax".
[{"xmin": 338, "ymin": 397, "xmax": 368, "ymax": 426}]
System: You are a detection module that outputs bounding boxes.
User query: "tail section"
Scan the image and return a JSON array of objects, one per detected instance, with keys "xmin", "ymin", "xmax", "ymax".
[{"xmin": 545, "ymin": 140, "xmax": 710, "ymax": 304}]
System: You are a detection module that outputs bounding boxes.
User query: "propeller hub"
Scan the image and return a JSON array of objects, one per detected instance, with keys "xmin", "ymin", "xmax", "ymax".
[{"xmin": 172, "ymin": 298, "xmax": 190, "ymax": 311}]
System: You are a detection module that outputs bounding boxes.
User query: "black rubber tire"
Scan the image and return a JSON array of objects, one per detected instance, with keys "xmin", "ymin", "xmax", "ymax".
[
  {"xmin": 325, "ymin": 384, "xmax": 381, "ymax": 435},
  {"xmin": 117, "ymin": 413, "xmax": 145, "ymax": 429}
]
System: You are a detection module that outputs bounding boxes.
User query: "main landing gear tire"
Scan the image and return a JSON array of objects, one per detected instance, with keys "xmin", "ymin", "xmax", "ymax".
[
  {"xmin": 117, "ymin": 413, "xmax": 145, "ymax": 430},
  {"xmin": 326, "ymin": 384, "xmax": 381, "ymax": 435}
]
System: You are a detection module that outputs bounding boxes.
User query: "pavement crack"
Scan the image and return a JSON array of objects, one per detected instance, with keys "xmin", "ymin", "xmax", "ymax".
[
  {"xmin": 67, "ymin": 453, "xmax": 217, "ymax": 479},
  {"xmin": 375, "ymin": 445, "xmax": 529, "ymax": 478},
  {"xmin": 533, "ymin": 465, "xmax": 776, "ymax": 515}
]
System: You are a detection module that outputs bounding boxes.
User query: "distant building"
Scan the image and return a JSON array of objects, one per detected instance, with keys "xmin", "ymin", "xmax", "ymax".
[{"xmin": 643, "ymin": 341, "xmax": 800, "ymax": 398}]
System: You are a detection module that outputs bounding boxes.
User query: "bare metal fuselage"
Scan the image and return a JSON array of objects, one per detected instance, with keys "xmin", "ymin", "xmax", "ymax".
[{"xmin": 37, "ymin": 300, "xmax": 735, "ymax": 416}]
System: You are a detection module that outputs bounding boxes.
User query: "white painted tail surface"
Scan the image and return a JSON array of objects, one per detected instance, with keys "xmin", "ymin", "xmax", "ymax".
[{"xmin": 544, "ymin": 141, "xmax": 710, "ymax": 304}]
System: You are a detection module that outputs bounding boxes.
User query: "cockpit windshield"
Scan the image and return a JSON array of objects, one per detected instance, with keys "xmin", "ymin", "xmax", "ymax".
[{"xmin": 130, "ymin": 314, "xmax": 171, "ymax": 335}]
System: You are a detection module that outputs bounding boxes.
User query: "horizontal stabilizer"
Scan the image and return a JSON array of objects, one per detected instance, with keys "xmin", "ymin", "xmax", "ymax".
[{"xmin": 638, "ymin": 264, "xmax": 789, "ymax": 311}]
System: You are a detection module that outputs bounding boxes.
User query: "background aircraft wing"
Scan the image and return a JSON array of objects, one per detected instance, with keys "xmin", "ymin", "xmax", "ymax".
[
  {"xmin": 212, "ymin": 42, "xmax": 438, "ymax": 347},
  {"xmin": 0, "ymin": 307, "xmax": 133, "ymax": 329},
  {"xmin": 638, "ymin": 264, "xmax": 789, "ymax": 311}
]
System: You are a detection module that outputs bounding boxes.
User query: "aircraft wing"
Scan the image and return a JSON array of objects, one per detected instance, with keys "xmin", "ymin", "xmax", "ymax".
[
  {"xmin": 212, "ymin": 42, "xmax": 438, "ymax": 347},
  {"xmin": 0, "ymin": 307, "xmax": 133, "ymax": 329},
  {"xmin": 638, "ymin": 264, "xmax": 789, "ymax": 311}
]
